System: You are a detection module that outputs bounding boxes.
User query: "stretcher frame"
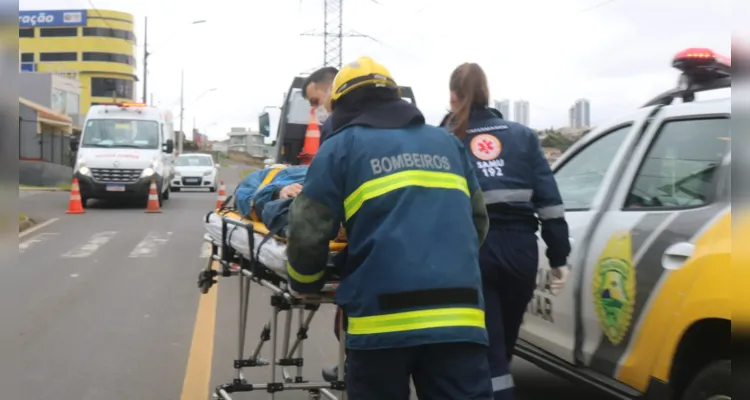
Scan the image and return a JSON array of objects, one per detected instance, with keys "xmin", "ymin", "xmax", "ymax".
[{"xmin": 200, "ymin": 212, "xmax": 347, "ymax": 400}]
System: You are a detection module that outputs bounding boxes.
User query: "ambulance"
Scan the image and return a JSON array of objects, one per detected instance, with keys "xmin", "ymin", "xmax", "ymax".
[
  {"xmin": 516, "ymin": 48, "xmax": 732, "ymax": 400},
  {"xmin": 70, "ymin": 102, "xmax": 176, "ymax": 207}
]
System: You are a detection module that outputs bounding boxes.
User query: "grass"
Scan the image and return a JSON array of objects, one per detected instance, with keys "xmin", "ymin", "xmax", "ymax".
[{"xmin": 19, "ymin": 183, "xmax": 71, "ymax": 190}]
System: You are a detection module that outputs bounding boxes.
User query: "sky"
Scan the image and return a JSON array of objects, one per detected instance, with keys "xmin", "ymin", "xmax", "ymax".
[{"xmin": 19, "ymin": 0, "xmax": 731, "ymax": 140}]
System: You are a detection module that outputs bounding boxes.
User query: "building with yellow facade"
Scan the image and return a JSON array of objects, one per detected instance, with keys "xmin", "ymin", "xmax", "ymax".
[{"xmin": 19, "ymin": 9, "xmax": 138, "ymax": 116}]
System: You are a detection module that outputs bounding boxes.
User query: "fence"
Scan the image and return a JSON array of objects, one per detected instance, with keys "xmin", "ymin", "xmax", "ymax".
[{"xmin": 19, "ymin": 117, "xmax": 75, "ymax": 167}]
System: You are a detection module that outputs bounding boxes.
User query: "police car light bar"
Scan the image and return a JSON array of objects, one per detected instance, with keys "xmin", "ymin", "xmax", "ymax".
[
  {"xmin": 641, "ymin": 47, "xmax": 731, "ymax": 108},
  {"xmin": 672, "ymin": 47, "xmax": 731, "ymax": 83}
]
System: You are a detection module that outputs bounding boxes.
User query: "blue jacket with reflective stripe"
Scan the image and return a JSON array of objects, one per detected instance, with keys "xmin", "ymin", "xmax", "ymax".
[
  {"xmin": 441, "ymin": 108, "xmax": 571, "ymax": 268},
  {"xmin": 286, "ymin": 100, "xmax": 489, "ymax": 350}
]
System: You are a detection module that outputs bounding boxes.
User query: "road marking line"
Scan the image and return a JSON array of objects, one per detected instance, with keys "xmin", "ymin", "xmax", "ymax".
[
  {"xmin": 18, "ymin": 217, "xmax": 59, "ymax": 238},
  {"xmin": 181, "ymin": 261, "xmax": 218, "ymax": 400},
  {"xmin": 199, "ymin": 242, "xmax": 211, "ymax": 258},
  {"xmin": 128, "ymin": 231, "xmax": 173, "ymax": 258},
  {"xmin": 19, "ymin": 232, "xmax": 60, "ymax": 253},
  {"xmin": 62, "ymin": 231, "xmax": 118, "ymax": 258}
]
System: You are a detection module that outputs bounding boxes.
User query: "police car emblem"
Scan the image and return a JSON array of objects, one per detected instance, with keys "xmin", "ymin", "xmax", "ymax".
[
  {"xmin": 593, "ymin": 232, "xmax": 636, "ymax": 346},
  {"xmin": 470, "ymin": 134, "xmax": 502, "ymax": 161}
]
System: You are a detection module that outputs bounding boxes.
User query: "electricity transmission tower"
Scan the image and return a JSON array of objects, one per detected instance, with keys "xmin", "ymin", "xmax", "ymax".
[{"xmin": 301, "ymin": 0, "xmax": 378, "ymax": 69}]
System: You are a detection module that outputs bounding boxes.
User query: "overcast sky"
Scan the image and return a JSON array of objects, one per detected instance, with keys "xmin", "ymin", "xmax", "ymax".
[{"xmin": 20, "ymin": 0, "xmax": 730, "ymax": 140}]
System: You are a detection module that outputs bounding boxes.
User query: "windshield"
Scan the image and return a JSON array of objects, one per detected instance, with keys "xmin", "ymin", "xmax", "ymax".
[
  {"xmin": 175, "ymin": 156, "xmax": 213, "ymax": 167},
  {"xmin": 81, "ymin": 119, "xmax": 160, "ymax": 149}
]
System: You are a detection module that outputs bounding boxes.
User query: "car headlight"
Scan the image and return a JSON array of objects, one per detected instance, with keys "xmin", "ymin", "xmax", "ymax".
[
  {"xmin": 140, "ymin": 168, "xmax": 155, "ymax": 178},
  {"xmin": 203, "ymin": 170, "xmax": 212, "ymax": 176},
  {"xmin": 140, "ymin": 159, "xmax": 161, "ymax": 178},
  {"xmin": 75, "ymin": 160, "xmax": 92, "ymax": 177}
]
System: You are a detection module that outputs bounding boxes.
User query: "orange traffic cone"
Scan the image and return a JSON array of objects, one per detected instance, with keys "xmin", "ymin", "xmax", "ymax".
[
  {"xmin": 66, "ymin": 178, "xmax": 85, "ymax": 214},
  {"xmin": 215, "ymin": 181, "xmax": 227, "ymax": 209},
  {"xmin": 145, "ymin": 180, "xmax": 162, "ymax": 213},
  {"xmin": 298, "ymin": 107, "xmax": 321, "ymax": 165}
]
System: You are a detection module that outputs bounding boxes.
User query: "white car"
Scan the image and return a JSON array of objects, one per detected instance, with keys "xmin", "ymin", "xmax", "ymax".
[{"xmin": 171, "ymin": 153, "xmax": 219, "ymax": 192}]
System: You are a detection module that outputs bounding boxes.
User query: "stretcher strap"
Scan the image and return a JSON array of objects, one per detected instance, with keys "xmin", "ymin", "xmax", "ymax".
[
  {"xmin": 254, "ymin": 220, "xmax": 286, "ymax": 263},
  {"xmin": 250, "ymin": 166, "xmax": 286, "ymax": 222}
]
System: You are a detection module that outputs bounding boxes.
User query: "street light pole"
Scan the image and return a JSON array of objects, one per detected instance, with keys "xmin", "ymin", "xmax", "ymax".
[
  {"xmin": 178, "ymin": 68, "xmax": 185, "ymax": 154},
  {"xmin": 142, "ymin": 16, "xmax": 149, "ymax": 104}
]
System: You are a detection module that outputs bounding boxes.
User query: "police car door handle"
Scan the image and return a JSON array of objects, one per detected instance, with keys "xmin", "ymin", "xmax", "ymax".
[{"xmin": 661, "ymin": 242, "xmax": 695, "ymax": 271}]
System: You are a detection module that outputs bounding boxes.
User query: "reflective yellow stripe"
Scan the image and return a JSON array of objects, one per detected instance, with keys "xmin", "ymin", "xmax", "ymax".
[
  {"xmin": 348, "ymin": 307, "xmax": 485, "ymax": 335},
  {"xmin": 286, "ymin": 261, "xmax": 325, "ymax": 284},
  {"xmin": 250, "ymin": 166, "xmax": 286, "ymax": 221},
  {"xmin": 343, "ymin": 170, "xmax": 469, "ymax": 220}
]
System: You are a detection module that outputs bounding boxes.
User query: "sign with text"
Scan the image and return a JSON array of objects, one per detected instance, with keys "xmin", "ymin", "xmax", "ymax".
[{"xmin": 19, "ymin": 10, "xmax": 87, "ymax": 28}]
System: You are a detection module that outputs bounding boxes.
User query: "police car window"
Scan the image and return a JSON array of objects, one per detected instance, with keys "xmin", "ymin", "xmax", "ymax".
[
  {"xmin": 554, "ymin": 125, "xmax": 631, "ymax": 210},
  {"xmin": 625, "ymin": 117, "xmax": 730, "ymax": 209}
]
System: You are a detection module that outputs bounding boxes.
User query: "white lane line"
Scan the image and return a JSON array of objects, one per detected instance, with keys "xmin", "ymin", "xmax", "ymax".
[
  {"xmin": 62, "ymin": 231, "xmax": 118, "ymax": 258},
  {"xmin": 199, "ymin": 242, "xmax": 211, "ymax": 258},
  {"xmin": 19, "ymin": 218, "xmax": 59, "ymax": 238},
  {"xmin": 19, "ymin": 232, "xmax": 60, "ymax": 254},
  {"xmin": 129, "ymin": 231, "xmax": 173, "ymax": 258}
]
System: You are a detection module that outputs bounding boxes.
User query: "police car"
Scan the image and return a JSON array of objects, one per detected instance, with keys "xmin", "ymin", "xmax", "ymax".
[{"xmin": 516, "ymin": 48, "xmax": 731, "ymax": 400}]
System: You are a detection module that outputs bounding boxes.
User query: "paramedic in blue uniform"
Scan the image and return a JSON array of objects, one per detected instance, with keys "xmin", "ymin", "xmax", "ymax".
[
  {"xmin": 440, "ymin": 63, "xmax": 571, "ymax": 400},
  {"xmin": 286, "ymin": 56, "xmax": 494, "ymax": 400}
]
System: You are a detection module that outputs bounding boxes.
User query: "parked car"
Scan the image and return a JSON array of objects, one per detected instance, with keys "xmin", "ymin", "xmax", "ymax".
[{"xmin": 171, "ymin": 153, "xmax": 219, "ymax": 192}]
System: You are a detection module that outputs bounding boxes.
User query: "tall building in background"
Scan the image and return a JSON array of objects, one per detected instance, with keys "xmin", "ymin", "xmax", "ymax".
[
  {"xmin": 493, "ymin": 99, "xmax": 510, "ymax": 119},
  {"xmin": 513, "ymin": 100, "xmax": 530, "ymax": 126},
  {"xmin": 569, "ymin": 99, "xmax": 591, "ymax": 128},
  {"xmin": 19, "ymin": 9, "xmax": 138, "ymax": 116}
]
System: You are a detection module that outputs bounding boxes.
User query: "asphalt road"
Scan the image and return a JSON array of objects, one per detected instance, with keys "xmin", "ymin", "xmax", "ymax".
[{"xmin": 7, "ymin": 163, "xmax": 614, "ymax": 400}]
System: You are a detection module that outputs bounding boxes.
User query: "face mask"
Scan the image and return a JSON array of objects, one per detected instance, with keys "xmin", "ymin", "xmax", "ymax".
[{"xmin": 315, "ymin": 105, "xmax": 329, "ymax": 124}]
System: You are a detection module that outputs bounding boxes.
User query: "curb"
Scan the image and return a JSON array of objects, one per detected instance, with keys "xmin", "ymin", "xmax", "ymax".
[
  {"xmin": 19, "ymin": 187, "xmax": 70, "ymax": 192},
  {"xmin": 18, "ymin": 216, "xmax": 33, "ymax": 233}
]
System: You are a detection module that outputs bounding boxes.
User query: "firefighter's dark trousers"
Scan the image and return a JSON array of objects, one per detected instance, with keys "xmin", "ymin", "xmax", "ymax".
[{"xmin": 346, "ymin": 342, "xmax": 493, "ymax": 400}]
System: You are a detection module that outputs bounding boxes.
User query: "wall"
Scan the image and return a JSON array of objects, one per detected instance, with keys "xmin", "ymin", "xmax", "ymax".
[
  {"xmin": 19, "ymin": 160, "xmax": 73, "ymax": 187},
  {"xmin": 19, "ymin": 103, "xmax": 74, "ymax": 165},
  {"xmin": 19, "ymin": 73, "xmax": 52, "ymax": 106}
]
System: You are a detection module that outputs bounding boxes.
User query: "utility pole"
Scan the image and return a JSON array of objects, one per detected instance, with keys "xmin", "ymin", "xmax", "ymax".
[
  {"xmin": 178, "ymin": 68, "xmax": 184, "ymax": 154},
  {"xmin": 142, "ymin": 16, "xmax": 149, "ymax": 104}
]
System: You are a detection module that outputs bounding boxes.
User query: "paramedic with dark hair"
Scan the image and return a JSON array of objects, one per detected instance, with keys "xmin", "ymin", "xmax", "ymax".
[
  {"xmin": 286, "ymin": 56, "xmax": 494, "ymax": 399},
  {"xmin": 301, "ymin": 66, "xmax": 338, "ymax": 142},
  {"xmin": 440, "ymin": 63, "xmax": 571, "ymax": 400}
]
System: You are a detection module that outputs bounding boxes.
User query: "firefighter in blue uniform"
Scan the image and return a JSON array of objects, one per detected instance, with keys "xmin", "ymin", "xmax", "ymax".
[
  {"xmin": 440, "ymin": 63, "xmax": 571, "ymax": 400},
  {"xmin": 286, "ymin": 56, "xmax": 494, "ymax": 400}
]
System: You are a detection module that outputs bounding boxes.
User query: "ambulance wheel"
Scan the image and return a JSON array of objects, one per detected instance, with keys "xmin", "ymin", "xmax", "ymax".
[
  {"xmin": 163, "ymin": 185, "xmax": 170, "ymax": 200},
  {"xmin": 682, "ymin": 360, "xmax": 730, "ymax": 400},
  {"xmin": 81, "ymin": 196, "xmax": 89, "ymax": 208}
]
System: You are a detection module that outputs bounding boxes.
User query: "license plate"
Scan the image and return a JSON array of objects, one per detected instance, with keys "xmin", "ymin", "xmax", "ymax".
[
  {"xmin": 185, "ymin": 178, "xmax": 199, "ymax": 183},
  {"xmin": 106, "ymin": 184, "xmax": 125, "ymax": 192}
]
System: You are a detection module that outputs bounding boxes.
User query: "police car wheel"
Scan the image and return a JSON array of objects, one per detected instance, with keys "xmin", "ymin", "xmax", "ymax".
[{"xmin": 682, "ymin": 360, "xmax": 730, "ymax": 400}]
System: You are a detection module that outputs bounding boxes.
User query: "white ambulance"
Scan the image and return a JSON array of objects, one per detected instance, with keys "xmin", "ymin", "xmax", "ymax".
[{"xmin": 70, "ymin": 102, "xmax": 176, "ymax": 207}]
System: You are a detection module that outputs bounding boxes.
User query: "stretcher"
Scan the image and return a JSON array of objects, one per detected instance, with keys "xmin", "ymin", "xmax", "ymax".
[{"xmin": 200, "ymin": 207, "xmax": 348, "ymax": 400}]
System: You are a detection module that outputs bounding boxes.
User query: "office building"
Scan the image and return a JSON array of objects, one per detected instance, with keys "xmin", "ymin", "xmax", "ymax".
[
  {"xmin": 569, "ymin": 99, "xmax": 591, "ymax": 128},
  {"xmin": 513, "ymin": 100, "xmax": 530, "ymax": 126},
  {"xmin": 493, "ymin": 99, "xmax": 510, "ymax": 119},
  {"xmin": 19, "ymin": 9, "xmax": 137, "ymax": 116}
]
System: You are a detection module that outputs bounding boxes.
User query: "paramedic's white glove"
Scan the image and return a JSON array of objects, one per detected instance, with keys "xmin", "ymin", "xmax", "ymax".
[
  {"xmin": 279, "ymin": 183, "xmax": 303, "ymax": 199},
  {"xmin": 549, "ymin": 266, "xmax": 570, "ymax": 296}
]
